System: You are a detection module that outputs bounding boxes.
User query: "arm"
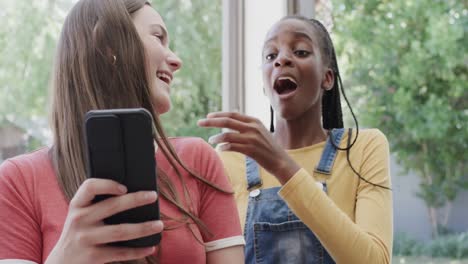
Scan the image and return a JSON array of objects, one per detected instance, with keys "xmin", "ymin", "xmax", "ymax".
[
  {"xmin": 206, "ymin": 246, "xmax": 244, "ymax": 264},
  {"xmin": 279, "ymin": 130, "xmax": 392, "ymax": 263},
  {"xmin": 198, "ymin": 112, "xmax": 300, "ymax": 183},
  {"xmin": 45, "ymin": 179, "xmax": 163, "ymax": 264},
  {"xmin": 0, "ymin": 161, "xmax": 42, "ymax": 263},
  {"xmin": 0, "ymin": 261, "xmax": 39, "ymax": 264},
  {"xmin": 0, "ymin": 158, "xmax": 163, "ymax": 264},
  {"xmin": 199, "ymin": 113, "xmax": 392, "ymax": 264},
  {"xmin": 192, "ymin": 139, "xmax": 245, "ymax": 263}
]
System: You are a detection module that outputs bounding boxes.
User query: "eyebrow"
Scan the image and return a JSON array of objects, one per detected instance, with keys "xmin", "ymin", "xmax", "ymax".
[
  {"xmin": 149, "ymin": 24, "xmax": 168, "ymax": 39},
  {"xmin": 264, "ymin": 31, "xmax": 314, "ymax": 46}
]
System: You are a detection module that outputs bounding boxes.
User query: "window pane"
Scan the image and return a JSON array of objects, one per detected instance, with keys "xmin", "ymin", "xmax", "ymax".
[{"xmin": 244, "ymin": 0, "xmax": 287, "ymax": 126}]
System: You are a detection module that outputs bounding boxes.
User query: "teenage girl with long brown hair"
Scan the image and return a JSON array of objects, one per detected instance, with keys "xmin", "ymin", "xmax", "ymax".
[{"xmin": 0, "ymin": 1, "xmax": 244, "ymax": 263}]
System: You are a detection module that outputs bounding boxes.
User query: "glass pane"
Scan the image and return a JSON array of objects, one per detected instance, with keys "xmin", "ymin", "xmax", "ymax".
[{"xmin": 244, "ymin": 0, "xmax": 287, "ymax": 126}]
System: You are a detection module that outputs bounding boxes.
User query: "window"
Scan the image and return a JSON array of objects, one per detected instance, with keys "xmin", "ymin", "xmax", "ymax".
[{"xmin": 222, "ymin": 0, "xmax": 315, "ymax": 125}]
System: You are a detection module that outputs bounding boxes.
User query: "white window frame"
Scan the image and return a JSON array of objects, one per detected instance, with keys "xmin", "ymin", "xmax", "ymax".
[
  {"xmin": 222, "ymin": 0, "xmax": 245, "ymax": 113},
  {"xmin": 288, "ymin": 0, "xmax": 316, "ymax": 18},
  {"xmin": 222, "ymin": 0, "xmax": 315, "ymax": 115}
]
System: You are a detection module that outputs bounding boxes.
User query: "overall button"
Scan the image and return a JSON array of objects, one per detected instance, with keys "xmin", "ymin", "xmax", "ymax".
[
  {"xmin": 316, "ymin": 182, "xmax": 324, "ymax": 190},
  {"xmin": 249, "ymin": 189, "xmax": 261, "ymax": 197}
]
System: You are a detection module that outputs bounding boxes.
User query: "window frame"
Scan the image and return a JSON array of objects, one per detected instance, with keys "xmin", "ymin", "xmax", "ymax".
[{"xmin": 222, "ymin": 0, "xmax": 315, "ymax": 115}]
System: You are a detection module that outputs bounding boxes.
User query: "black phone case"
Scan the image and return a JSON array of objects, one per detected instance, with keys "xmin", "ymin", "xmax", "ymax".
[{"xmin": 84, "ymin": 108, "xmax": 160, "ymax": 247}]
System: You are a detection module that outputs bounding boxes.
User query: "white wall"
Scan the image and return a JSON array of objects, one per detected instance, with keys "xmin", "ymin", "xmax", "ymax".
[
  {"xmin": 392, "ymin": 157, "xmax": 468, "ymax": 241},
  {"xmin": 392, "ymin": 158, "xmax": 433, "ymax": 240}
]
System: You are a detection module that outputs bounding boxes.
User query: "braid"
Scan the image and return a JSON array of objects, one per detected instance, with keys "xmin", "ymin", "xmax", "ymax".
[
  {"xmin": 308, "ymin": 18, "xmax": 390, "ymax": 190},
  {"xmin": 276, "ymin": 16, "xmax": 390, "ymax": 190},
  {"xmin": 306, "ymin": 18, "xmax": 361, "ymax": 149},
  {"xmin": 307, "ymin": 18, "xmax": 343, "ymax": 130},
  {"xmin": 269, "ymin": 105, "xmax": 275, "ymax": 133},
  {"xmin": 322, "ymin": 85, "xmax": 343, "ymax": 129}
]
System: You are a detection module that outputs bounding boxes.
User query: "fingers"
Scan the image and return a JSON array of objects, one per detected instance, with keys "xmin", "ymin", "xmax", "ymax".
[
  {"xmin": 198, "ymin": 112, "xmax": 262, "ymax": 131},
  {"xmin": 71, "ymin": 178, "xmax": 127, "ymax": 208},
  {"xmin": 206, "ymin": 111, "xmax": 257, "ymax": 122},
  {"xmin": 198, "ymin": 117, "xmax": 250, "ymax": 132},
  {"xmin": 208, "ymin": 132, "xmax": 250, "ymax": 145},
  {"xmin": 88, "ymin": 191, "xmax": 158, "ymax": 222},
  {"xmin": 210, "ymin": 134, "xmax": 257, "ymax": 155},
  {"xmin": 218, "ymin": 143, "xmax": 252, "ymax": 155},
  {"xmin": 218, "ymin": 143, "xmax": 257, "ymax": 158},
  {"xmin": 90, "ymin": 220, "xmax": 164, "ymax": 245}
]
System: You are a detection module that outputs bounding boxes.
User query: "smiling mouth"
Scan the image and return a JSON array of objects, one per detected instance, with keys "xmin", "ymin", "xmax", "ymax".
[
  {"xmin": 274, "ymin": 77, "xmax": 298, "ymax": 95},
  {"xmin": 156, "ymin": 72, "xmax": 172, "ymax": 85}
]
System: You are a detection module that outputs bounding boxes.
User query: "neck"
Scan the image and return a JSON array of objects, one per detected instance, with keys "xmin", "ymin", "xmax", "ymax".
[{"xmin": 273, "ymin": 107, "xmax": 327, "ymax": 149}]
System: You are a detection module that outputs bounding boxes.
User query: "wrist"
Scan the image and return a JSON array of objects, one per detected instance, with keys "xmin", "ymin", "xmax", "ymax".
[{"xmin": 274, "ymin": 158, "xmax": 300, "ymax": 185}]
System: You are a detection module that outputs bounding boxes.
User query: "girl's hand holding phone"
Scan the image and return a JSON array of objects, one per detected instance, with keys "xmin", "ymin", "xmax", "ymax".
[{"xmin": 45, "ymin": 178, "xmax": 163, "ymax": 264}]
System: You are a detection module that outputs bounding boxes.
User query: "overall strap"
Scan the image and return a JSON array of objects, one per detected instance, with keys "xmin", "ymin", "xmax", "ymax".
[
  {"xmin": 245, "ymin": 156, "xmax": 262, "ymax": 190},
  {"xmin": 314, "ymin": 128, "xmax": 345, "ymax": 175}
]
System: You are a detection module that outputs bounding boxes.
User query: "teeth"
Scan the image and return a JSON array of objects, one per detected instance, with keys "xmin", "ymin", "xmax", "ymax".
[
  {"xmin": 277, "ymin": 76, "xmax": 296, "ymax": 84},
  {"xmin": 156, "ymin": 72, "xmax": 171, "ymax": 82}
]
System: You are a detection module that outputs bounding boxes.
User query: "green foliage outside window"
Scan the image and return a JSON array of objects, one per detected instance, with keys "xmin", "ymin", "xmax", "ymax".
[
  {"xmin": 393, "ymin": 232, "xmax": 468, "ymax": 259},
  {"xmin": 153, "ymin": 0, "xmax": 222, "ymax": 140},
  {"xmin": 333, "ymin": 0, "xmax": 467, "ymax": 236},
  {"xmin": 0, "ymin": 0, "xmax": 222, "ymax": 145},
  {"xmin": 0, "ymin": 1, "xmax": 66, "ymax": 142}
]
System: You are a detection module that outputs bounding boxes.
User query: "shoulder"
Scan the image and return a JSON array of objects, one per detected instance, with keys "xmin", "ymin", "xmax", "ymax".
[
  {"xmin": 360, "ymin": 128, "xmax": 388, "ymax": 141},
  {"xmin": 166, "ymin": 138, "xmax": 233, "ymax": 189},
  {"xmin": 0, "ymin": 149, "xmax": 51, "ymax": 262},
  {"xmin": 0, "ymin": 147, "xmax": 52, "ymax": 214},
  {"xmin": 167, "ymin": 137, "xmax": 214, "ymax": 157},
  {"xmin": 351, "ymin": 129, "xmax": 391, "ymax": 173},
  {"xmin": 166, "ymin": 137, "xmax": 222, "ymax": 171},
  {"xmin": 345, "ymin": 128, "xmax": 389, "ymax": 150},
  {"xmin": 0, "ymin": 147, "xmax": 52, "ymax": 183},
  {"xmin": 215, "ymin": 146, "xmax": 245, "ymax": 166},
  {"xmin": 360, "ymin": 128, "xmax": 389, "ymax": 149}
]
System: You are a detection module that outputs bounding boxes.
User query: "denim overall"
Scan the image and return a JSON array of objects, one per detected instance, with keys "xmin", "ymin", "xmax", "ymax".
[{"xmin": 244, "ymin": 129, "xmax": 345, "ymax": 264}]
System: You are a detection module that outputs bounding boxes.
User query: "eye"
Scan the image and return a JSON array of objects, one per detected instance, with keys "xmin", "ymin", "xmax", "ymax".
[
  {"xmin": 265, "ymin": 53, "xmax": 277, "ymax": 61},
  {"xmin": 153, "ymin": 34, "xmax": 165, "ymax": 43},
  {"xmin": 294, "ymin": 50, "xmax": 310, "ymax": 57}
]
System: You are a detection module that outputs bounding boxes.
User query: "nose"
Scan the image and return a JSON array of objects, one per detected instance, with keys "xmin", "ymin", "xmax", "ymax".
[
  {"xmin": 167, "ymin": 50, "xmax": 182, "ymax": 72},
  {"xmin": 274, "ymin": 52, "xmax": 293, "ymax": 67}
]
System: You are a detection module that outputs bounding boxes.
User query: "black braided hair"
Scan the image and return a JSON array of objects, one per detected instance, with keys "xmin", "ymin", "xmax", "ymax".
[
  {"xmin": 270, "ymin": 105, "xmax": 275, "ymax": 132},
  {"xmin": 268, "ymin": 16, "xmax": 390, "ymax": 190}
]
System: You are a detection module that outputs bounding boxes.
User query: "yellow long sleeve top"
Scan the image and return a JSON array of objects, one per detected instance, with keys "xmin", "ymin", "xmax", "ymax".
[{"xmin": 218, "ymin": 129, "xmax": 393, "ymax": 264}]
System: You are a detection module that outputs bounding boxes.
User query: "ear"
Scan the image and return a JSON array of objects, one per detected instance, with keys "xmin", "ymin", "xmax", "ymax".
[
  {"xmin": 106, "ymin": 47, "xmax": 117, "ymax": 64},
  {"xmin": 322, "ymin": 68, "xmax": 335, "ymax": 91}
]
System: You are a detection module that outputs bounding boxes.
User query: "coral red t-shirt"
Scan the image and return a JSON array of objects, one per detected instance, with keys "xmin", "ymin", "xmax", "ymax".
[{"xmin": 0, "ymin": 137, "xmax": 244, "ymax": 264}]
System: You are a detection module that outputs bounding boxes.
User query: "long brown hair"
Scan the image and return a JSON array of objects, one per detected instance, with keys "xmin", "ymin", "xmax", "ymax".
[{"xmin": 50, "ymin": 0, "xmax": 229, "ymax": 263}]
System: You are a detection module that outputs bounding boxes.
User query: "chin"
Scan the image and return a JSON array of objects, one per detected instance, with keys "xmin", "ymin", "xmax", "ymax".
[
  {"xmin": 151, "ymin": 93, "xmax": 172, "ymax": 115},
  {"xmin": 156, "ymin": 101, "xmax": 172, "ymax": 115},
  {"xmin": 277, "ymin": 106, "xmax": 301, "ymax": 121}
]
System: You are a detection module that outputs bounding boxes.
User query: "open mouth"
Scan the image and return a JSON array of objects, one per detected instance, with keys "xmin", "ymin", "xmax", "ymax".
[
  {"xmin": 274, "ymin": 77, "xmax": 298, "ymax": 95},
  {"xmin": 156, "ymin": 71, "xmax": 172, "ymax": 85}
]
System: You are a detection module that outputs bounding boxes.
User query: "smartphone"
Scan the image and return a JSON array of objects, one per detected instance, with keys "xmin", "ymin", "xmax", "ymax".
[{"xmin": 84, "ymin": 108, "xmax": 160, "ymax": 247}]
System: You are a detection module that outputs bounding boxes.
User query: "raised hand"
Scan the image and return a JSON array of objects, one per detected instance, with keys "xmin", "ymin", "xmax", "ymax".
[{"xmin": 198, "ymin": 112, "xmax": 300, "ymax": 184}]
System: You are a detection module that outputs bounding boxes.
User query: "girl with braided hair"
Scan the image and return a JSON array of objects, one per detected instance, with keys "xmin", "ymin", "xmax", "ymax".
[{"xmin": 199, "ymin": 16, "xmax": 393, "ymax": 264}]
